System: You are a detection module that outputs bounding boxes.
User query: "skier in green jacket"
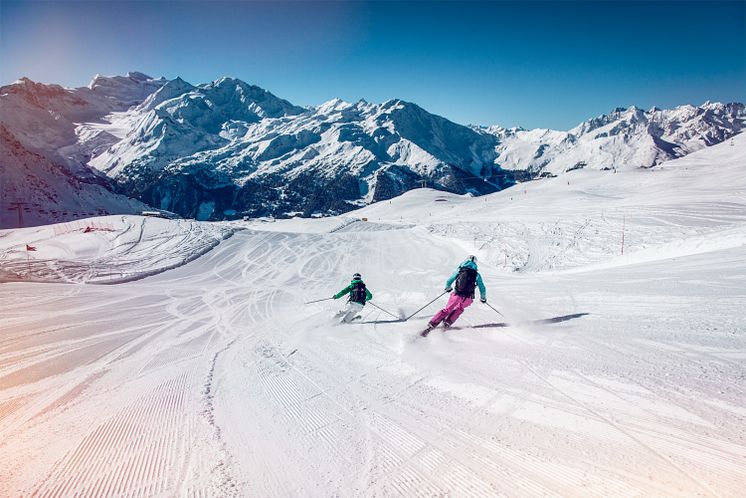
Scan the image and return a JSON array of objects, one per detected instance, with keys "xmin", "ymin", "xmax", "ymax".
[{"xmin": 333, "ymin": 273, "xmax": 373, "ymax": 323}]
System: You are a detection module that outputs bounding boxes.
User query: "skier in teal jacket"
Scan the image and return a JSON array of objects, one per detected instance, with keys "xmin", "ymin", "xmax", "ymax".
[
  {"xmin": 333, "ymin": 273, "xmax": 373, "ymax": 323},
  {"xmin": 425, "ymin": 255, "xmax": 486, "ymax": 332}
]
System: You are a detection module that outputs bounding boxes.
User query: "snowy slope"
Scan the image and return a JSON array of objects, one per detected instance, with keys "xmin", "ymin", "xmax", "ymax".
[
  {"xmin": 0, "ymin": 132, "xmax": 744, "ymax": 496},
  {"xmin": 363, "ymin": 130, "xmax": 746, "ymax": 273},
  {"xmin": 0, "ymin": 215, "xmax": 238, "ymax": 283}
]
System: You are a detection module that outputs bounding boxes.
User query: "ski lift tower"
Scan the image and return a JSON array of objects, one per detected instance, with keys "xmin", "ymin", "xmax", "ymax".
[{"xmin": 8, "ymin": 201, "xmax": 27, "ymax": 228}]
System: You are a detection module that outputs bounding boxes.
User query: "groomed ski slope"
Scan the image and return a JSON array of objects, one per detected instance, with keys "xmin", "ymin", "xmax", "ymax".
[{"xmin": 1, "ymin": 135, "xmax": 745, "ymax": 497}]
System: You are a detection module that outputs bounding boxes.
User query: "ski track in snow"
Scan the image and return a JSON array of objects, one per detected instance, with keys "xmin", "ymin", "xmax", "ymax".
[{"xmin": 1, "ymin": 136, "xmax": 746, "ymax": 496}]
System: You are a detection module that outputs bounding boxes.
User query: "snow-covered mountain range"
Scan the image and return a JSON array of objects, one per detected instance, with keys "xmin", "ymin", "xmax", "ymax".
[
  {"xmin": 83, "ymin": 76, "xmax": 507, "ymax": 221},
  {"xmin": 1, "ymin": 71, "xmax": 743, "ymax": 226},
  {"xmin": 487, "ymin": 102, "xmax": 746, "ymax": 175}
]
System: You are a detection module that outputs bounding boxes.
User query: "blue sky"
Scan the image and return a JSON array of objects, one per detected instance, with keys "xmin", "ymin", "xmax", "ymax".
[{"xmin": 1, "ymin": 0, "xmax": 744, "ymax": 129}]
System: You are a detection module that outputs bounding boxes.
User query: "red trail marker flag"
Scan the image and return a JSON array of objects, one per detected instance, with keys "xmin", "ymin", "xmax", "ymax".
[{"xmin": 25, "ymin": 244, "xmax": 36, "ymax": 275}]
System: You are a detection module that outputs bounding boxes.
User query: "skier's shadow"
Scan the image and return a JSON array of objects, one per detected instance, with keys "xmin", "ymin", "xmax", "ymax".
[
  {"xmin": 360, "ymin": 318, "xmax": 406, "ymax": 324},
  {"xmin": 469, "ymin": 312, "xmax": 589, "ymax": 329},
  {"xmin": 361, "ymin": 313, "xmax": 589, "ymax": 327}
]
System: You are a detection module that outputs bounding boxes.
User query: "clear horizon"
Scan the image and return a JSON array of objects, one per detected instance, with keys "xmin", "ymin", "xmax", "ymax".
[{"xmin": 1, "ymin": 0, "xmax": 744, "ymax": 130}]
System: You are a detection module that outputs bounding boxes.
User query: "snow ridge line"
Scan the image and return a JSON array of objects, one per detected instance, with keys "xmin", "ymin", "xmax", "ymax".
[
  {"xmin": 0, "ymin": 225, "xmax": 242, "ymax": 285},
  {"xmin": 328, "ymin": 217, "xmax": 360, "ymax": 233},
  {"xmin": 201, "ymin": 338, "xmax": 239, "ymax": 497},
  {"xmin": 96, "ymin": 229, "xmax": 240, "ymax": 285}
]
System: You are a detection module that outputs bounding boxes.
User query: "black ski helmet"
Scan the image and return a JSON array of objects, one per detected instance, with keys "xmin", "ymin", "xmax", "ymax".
[{"xmin": 353, "ymin": 272, "xmax": 362, "ymax": 280}]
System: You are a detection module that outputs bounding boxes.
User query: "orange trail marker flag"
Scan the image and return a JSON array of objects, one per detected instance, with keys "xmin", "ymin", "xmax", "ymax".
[{"xmin": 26, "ymin": 244, "xmax": 37, "ymax": 251}]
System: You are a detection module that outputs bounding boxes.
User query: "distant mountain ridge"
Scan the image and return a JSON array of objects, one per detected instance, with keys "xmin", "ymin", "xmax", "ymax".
[
  {"xmin": 486, "ymin": 102, "xmax": 745, "ymax": 175},
  {"xmin": 1, "ymin": 71, "xmax": 743, "ymax": 226}
]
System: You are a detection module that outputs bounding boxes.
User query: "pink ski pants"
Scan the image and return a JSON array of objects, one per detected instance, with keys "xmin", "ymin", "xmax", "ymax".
[{"xmin": 429, "ymin": 293, "xmax": 473, "ymax": 327}]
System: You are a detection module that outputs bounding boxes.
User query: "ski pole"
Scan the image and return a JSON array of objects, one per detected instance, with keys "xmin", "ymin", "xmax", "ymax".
[
  {"xmin": 484, "ymin": 301, "xmax": 504, "ymax": 317},
  {"xmin": 368, "ymin": 302, "xmax": 400, "ymax": 320},
  {"xmin": 404, "ymin": 290, "xmax": 449, "ymax": 321},
  {"xmin": 304, "ymin": 297, "xmax": 334, "ymax": 305}
]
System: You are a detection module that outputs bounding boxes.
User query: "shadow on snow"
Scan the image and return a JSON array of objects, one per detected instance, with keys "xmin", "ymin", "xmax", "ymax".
[{"xmin": 360, "ymin": 313, "xmax": 589, "ymax": 327}]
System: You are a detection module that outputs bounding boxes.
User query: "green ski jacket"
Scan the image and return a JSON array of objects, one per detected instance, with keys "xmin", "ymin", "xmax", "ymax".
[{"xmin": 333, "ymin": 278, "xmax": 373, "ymax": 304}]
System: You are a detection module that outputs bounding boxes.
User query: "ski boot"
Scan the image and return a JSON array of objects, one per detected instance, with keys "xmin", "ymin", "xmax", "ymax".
[{"xmin": 420, "ymin": 323, "xmax": 436, "ymax": 337}]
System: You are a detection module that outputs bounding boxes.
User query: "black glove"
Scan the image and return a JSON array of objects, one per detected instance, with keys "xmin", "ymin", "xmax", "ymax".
[
  {"xmin": 480, "ymin": 297, "xmax": 487, "ymax": 303},
  {"xmin": 445, "ymin": 287, "xmax": 453, "ymax": 292}
]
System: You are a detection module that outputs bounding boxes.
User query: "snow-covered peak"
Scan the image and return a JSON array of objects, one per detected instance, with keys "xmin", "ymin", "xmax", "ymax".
[
  {"xmin": 0, "ymin": 76, "xmax": 87, "ymax": 112},
  {"xmin": 0, "ymin": 123, "xmax": 149, "ymax": 228},
  {"xmin": 83, "ymin": 72, "xmax": 168, "ymax": 109},
  {"xmin": 87, "ymin": 71, "xmax": 163, "ymax": 89},
  {"xmin": 9, "ymin": 76, "xmax": 36, "ymax": 86},
  {"xmin": 483, "ymin": 125, "xmax": 527, "ymax": 139},
  {"xmin": 126, "ymin": 71, "xmax": 153, "ymax": 82},
  {"xmin": 316, "ymin": 98, "xmax": 354, "ymax": 115},
  {"xmin": 194, "ymin": 77, "xmax": 306, "ymax": 118},
  {"xmin": 206, "ymin": 75, "xmax": 239, "ymax": 88},
  {"xmin": 353, "ymin": 99, "xmax": 375, "ymax": 113},
  {"xmin": 379, "ymin": 98, "xmax": 407, "ymax": 112},
  {"xmin": 137, "ymin": 76, "xmax": 196, "ymax": 111},
  {"xmin": 2, "ymin": 76, "xmax": 69, "ymax": 95},
  {"xmin": 570, "ymin": 105, "xmax": 644, "ymax": 137}
]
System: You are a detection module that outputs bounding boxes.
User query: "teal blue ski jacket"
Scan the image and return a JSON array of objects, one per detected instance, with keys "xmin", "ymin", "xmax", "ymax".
[{"xmin": 445, "ymin": 260, "xmax": 486, "ymax": 299}]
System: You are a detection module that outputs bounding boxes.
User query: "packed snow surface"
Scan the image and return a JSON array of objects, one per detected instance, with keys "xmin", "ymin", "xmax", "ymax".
[
  {"xmin": 0, "ymin": 135, "xmax": 744, "ymax": 496},
  {"xmin": 0, "ymin": 216, "xmax": 238, "ymax": 284}
]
